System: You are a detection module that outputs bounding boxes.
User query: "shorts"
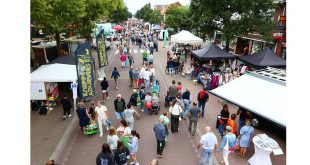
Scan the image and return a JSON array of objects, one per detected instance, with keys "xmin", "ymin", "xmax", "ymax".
[
  {"xmin": 115, "ymin": 111, "xmax": 125, "ymax": 120},
  {"xmin": 102, "ymin": 90, "xmax": 107, "ymax": 93}
]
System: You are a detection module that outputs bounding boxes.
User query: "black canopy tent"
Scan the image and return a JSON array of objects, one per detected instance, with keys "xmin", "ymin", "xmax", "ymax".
[
  {"xmin": 48, "ymin": 54, "xmax": 76, "ymax": 65},
  {"xmin": 238, "ymin": 48, "xmax": 286, "ymax": 68},
  {"xmin": 192, "ymin": 44, "xmax": 236, "ymax": 61}
]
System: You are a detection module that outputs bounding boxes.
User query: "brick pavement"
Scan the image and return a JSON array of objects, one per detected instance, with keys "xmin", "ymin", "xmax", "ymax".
[{"xmin": 51, "ymin": 40, "xmax": 286, "ymax": 165}]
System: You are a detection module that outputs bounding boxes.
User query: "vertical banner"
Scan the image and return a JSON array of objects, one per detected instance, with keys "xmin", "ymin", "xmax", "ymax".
[
  {"xmin": 96, "ymin": 29, "xmax": 108, "ymax": 67},
  {"xmin": 75, "ymin": 42, "xmax": 95, "ymax": 100},
  {"xmin": 96, "ymin": 29, "xmax": 108, "ymax": 68}
]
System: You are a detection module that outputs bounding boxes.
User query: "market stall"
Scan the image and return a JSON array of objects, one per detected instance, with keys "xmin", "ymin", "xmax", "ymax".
[
  {"xmin": 238, "ymin": 48, "xmax": 286, "ymax": 69},
  {"xmin": 171, "ymin": 30, "xmax": 203, "ymax": 45},
  {"xmin": 31, "ymin": 56, "xmax": 78, "ymax": 109},
  {"xmin": 190, "ymin": 43, "xmax": 236, "ymax": 90}
]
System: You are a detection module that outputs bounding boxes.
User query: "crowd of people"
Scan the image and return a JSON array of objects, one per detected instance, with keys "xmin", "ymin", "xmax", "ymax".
[{"xmin": 47, "ymin": 20, "xmax": 256, "ymax": 165}]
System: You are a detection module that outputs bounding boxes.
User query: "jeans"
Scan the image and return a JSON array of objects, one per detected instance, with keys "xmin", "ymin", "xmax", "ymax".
[
  {"xmin": 168, "ymin": 67, "xmax": 174, "ymax": 75},
  {"xmin": 157, "ymin": 140, "xmax": 166, "ymax": 155},
  {"xmin": 145, "ymin": 80, "xmax": 150, "ymax": 93},
  {"xmin": 130, "ymin": 78, "xmax": 133, "ymax": 87},
  {"xmin": 115, "ymin": 111, "xmax": 125, "ymax": 120},
  {"xmin": 183, "ymin": 100, "xmax": 190, "ymax": 118},
  {"xmin": 219, "ymin": 124, "xmax": 226, "ymax": 137},
  {"xmin": 201, "ymin": 148, "xmax": 214, "ymax": 165},
  {"xmin": 188, "ymin": 119, "xmax": 198, "ymax": 136},
  {"xmin": 198, "ymin": 101, "xmax": 206, "ymax": 118},
  {"xmin": 174, "ymin": 67, "xmax": 179, "ymax": 75}
]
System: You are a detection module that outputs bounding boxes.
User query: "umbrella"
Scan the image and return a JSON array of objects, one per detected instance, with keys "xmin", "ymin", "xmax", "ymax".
[{"xmin": 112, "ymin": 25, "xmax": 123, "ymax": 31}]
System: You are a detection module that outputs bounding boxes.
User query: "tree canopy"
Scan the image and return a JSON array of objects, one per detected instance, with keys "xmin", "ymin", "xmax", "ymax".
[
  {"xmin": 190, "ymin": 0, "xmax": 276, "ymax": 51},
  {"xmin": 135, "ymin": 3, "xmax": 162, "ymax": 24},
  {"xmin": 165, "ymin": 5, "xmax": 191, "ymax": 32},
  {"xmin": 108, "ymin": 6, "xmax": 132, "ymax": 24},
  {"xmin": 31, "ymin": 0, "xmax": 128, "ymax": 54}
]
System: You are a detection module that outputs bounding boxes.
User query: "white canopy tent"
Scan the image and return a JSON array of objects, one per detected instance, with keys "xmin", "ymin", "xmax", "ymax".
[
  {"xmin": 31, "ymin": 63, "xmax": 77, "ymax": 82},
  {"xmin": 31, "ymin": 63, "xmax": 78, "ymax": 107},
  {"xmin": 171, "ymin": 30, "xmax": 203, "ymax": 45},
  {"xmin": 210, "ymin": 72, "xmax": 286, "ymax": 127}
]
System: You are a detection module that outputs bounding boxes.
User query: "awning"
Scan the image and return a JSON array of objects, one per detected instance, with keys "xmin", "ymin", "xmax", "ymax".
[
  {"xmin": 210, "ymin": 73, "xmax": 286, "ymax": 127},
  {"xmin": 31, "ymin": 63, "xmax": 77, "ymax": 82}
]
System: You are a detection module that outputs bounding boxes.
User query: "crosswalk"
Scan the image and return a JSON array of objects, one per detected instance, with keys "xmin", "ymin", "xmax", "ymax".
[{"xmin": 114, "ymin": 49, "xmax": 139, "ymax": 55}]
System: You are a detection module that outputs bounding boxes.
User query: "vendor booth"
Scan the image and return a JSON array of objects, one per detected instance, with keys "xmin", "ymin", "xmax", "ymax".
[
  {"xmin": 31, "ymin": 56, "xmax": 78, "ymax": 109},
  {"xmin": 238, "ymin": 48, "xmax": 286, "ymax": 69},
  {"xmin": 190, "ymin": 44, "xmax": 236, "ymax": 90},
  {"xmin": 171, "ymin": 30, "xmax": 203, "ymax": 45}
]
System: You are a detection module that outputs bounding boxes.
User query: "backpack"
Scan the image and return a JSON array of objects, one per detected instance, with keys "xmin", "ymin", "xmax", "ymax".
[{"xmin": 198, "ymin": 91, "xmax": 207, "ymax": 100}]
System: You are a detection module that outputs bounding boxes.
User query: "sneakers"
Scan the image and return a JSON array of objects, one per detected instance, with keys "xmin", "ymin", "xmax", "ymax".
[
  {"xmin": 68, "ymin": 114, "xmax": 72, "ymax": 118},
  {"xmin": 99, "ymin": 134, "xmax": 103, "ymax": 138},
  {"xmin": 157, "ymin": 154, "xmax": 164, "ymax": 158},
  {"xmin": 107, "ymin": 97, "xmax": 110, "ymax": 99},
  {"xmin": 62, "ymin": 116, "xmax": 66, "ymax": 120}
]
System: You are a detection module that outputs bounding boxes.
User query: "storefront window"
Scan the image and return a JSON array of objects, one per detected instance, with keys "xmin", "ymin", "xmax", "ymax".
[{"xmin": 251, "ymin": 41, "xmax": 263, "ymax": 53}]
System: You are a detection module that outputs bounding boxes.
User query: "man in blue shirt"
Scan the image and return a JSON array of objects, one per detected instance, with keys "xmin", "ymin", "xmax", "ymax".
[
  {"xmin": 111, "ymin": 67, "xmax": 120, "ymax": 90},
  {"xmin": 154, "ymin": 118, "xmax": 166, "ymax": 158},
  {"xmin": 129, "ymin": 66, "xmax": 134, "ymax": 87}
]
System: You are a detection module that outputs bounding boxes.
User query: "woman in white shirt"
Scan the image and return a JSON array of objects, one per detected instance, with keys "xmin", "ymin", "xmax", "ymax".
[
  {"xmin": 95, "ymin": 101, "xmax": 108, "ymax": 138},
  {"xmin": 107, "ymin": 126, "xmax": 119, "ymax": 153},
  {"xmin": 117, "ymin": 119, "xmax": 132, "ymax": 148},
  {"xmin": 169, "ymin": 99, "xmax": 183, "ymax": 133}
]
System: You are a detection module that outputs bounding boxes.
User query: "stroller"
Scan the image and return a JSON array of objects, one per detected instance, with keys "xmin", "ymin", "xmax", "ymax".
[
  {"xmin": 84, "ymin": 120, "xmax": 99, "ymax": 135},
  {"xmin": 150, "ymin": 93, "xmax": 160, "ymax": 115}
]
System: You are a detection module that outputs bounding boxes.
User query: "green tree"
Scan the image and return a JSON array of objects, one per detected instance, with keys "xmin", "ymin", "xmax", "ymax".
[
  {"xmin": 135, "ymin": 3, "xmax": 154, "ymax": 23},
  {"xmin": 190, "ymin": 0, "xmax": 276, "ymax": 51},
  {"xmin": 31, "ymin": 0, "xmax": 86, "ymax": 54},
  {"xmin": 165, "ymin": 5, "xmax": 191, "ymax": 32},
  {"xmin": 109, "ymin": 6, "xmax": 132, "ymax": 24}
]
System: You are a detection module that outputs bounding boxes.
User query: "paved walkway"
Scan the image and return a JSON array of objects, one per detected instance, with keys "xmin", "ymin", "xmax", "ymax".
[{"xmin": 33, "ymin": 40, "xmax": 285, "ymax": 165}]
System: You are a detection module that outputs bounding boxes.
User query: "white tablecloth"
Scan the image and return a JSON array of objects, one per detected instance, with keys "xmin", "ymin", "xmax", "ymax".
[{"xmin": 248, "ymin": 135, "xmax": 280, "ymax": 165}]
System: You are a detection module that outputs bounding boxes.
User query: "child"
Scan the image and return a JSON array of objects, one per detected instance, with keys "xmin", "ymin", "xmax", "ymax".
[
  {"xmin": 177, "ymin": 82, "xmax": 182, "ymax": 93},
  {"xmin": 128, "ymin": 130, "xmax": 140, "ymax": 165},
  {"xmin": 107, "ymin": 127, "xmax": 119, "ymax": 153}
]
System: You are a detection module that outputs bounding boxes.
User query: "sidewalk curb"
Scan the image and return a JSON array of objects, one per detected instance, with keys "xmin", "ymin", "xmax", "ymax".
[{"xmin": 49, "ymin": 115, "xmax": 78, "ymax": 161}]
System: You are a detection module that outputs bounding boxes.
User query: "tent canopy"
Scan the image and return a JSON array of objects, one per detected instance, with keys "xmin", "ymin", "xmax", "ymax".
[
  {"xmin": 31, "ymin": 63, "xmax": 77, "ymax": 82},
  {"xmin": 112, "ymin": 25, "xmax": 123, "ymax": 31},
  {"xmin": 192, "ymin": 44, "xmax": 235, "ymax": 60},
  {"xmin": 238, "ymin": 48, "xmax": 286, "ymax": 68},
  {"xmin": 210, "ymin": 72, "xmax": 286, "ymax": 127},
  {"xmin": 171, "ymin": 30, "xmax": 203, "ymax": 44}
]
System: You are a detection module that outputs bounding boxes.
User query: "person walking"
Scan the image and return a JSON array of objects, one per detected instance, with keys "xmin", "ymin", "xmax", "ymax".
[
  {"xmin": 120, "ymin": 53, "xmax": 127, "ymax": 68},
  {"xmin": 114, "ymin": 140, "xmax": 130, "ymax": 165},
  {"xmin": 142, "ymin": 68, "xmax": 151, "ymax": 93},
  {"xmin": 169, "ymin": 99, "xmax": 183, "ymax": 133},
  {"xmin": 218, "ymin": 126, "xmax": 237, "ymax": 165},
  {"xmin": 128, "ymin": 130, "xmax": 140, "ymax": 164},
  {"xmin": 107, "ymin": 127, "xmax": 119, "ymax": 154},
  {"xmin": 124, "ymin": 104, "xmax": 140, "ymax": 130},
  {"xmin": 129, "ymin": 66, "xmax": 134, "ymax": 87},
  {"xmin": 142, "ymin": 49, "xmax": 148, "ymax": 65},
  {"xmin": 114, "ymin": 94, "xmax": 126, "ymax": 121},
  {"xmin": 197, "ymin": 87, "xmax": 209, "ymax": 118},
  {"xmin": 159, "ymin": 110, "xmax": 170, "ymax": 140},
  {"xmin": 188, "ymin": 101, "xmax": 201, "ymax": 136},
  {"xmin": 238, "ymin": 119, "xmax": 254, "ymax": 158},
  {"xmin": 133, "ymin": 68, "xmax": 140, "ymax": 89},
  {"xmin": 148, "ymin": 53, "xmax": 154, "ymax": 66},
  {"xmin": 139, "ymin": 86, "xmax": 146, "ymax": 112},
  {"xmin": 128, "ymin": 53, "xmax": 134, "ymax": 67},
  {"xmin": 149, "ymin": 65, "xmax": 155, "ymax": 85},
  {"xmin": 76, "ymin": 102, "xmax": 90, "ymax": 131},
  {"xmin": 117, "ymin": 119, "xmax": 132, "ymax": 148},
  {"xmin": 153, "ymin": 118, "xmax": 166, "ymax": 158},
  {"xmin": 95, "ymin": 101, "xmax": 109, "ymax": 137},
  {"xmin": 96, "ymin": 143, "xmax": 116, "ymax": 165},
  {"xmin": 101, "ymin": 77, "xmax": 110, "ymax": 102},
  {"xmin": 60, "ymin": 95, "xmax": 72, "ymax": 120},
  {"xmin": 168, "ymin": 80, "xmax": 178, "ymax": 101},
  {"xmin": 167, "ymin": 58, "xmax": 174, "ymax": 75},
  {"xmin": 198, "ymin": 126, "xmax": 218, "ymax": 165},
  {"xmin": 182, "ymin": 88, "xmax": 192, "ymax": 119},
  {"xmin": 219, "ymin": 104, "xmax": 230, "ymax": 137},
  {"xmin": 111, "ymin": 67, "xmax": 121, "ymax": 90}
]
